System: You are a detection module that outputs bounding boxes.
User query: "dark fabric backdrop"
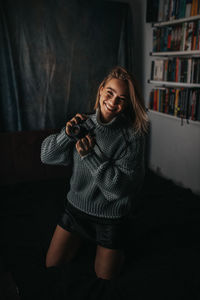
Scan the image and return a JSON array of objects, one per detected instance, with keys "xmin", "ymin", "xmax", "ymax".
[{"xmin": 0, "ymin": 0, "xmax": 133, "ymax": 132}]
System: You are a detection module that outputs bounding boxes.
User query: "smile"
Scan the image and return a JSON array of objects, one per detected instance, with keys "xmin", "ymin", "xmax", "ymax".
[{"xmin": 104, "ymin": 102, "xmax": 116, "ymax": 112}]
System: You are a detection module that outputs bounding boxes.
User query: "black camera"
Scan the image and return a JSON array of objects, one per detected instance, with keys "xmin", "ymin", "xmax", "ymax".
[{"xmin": 69, "ymin": 118, "xmax": 95, "ymax": 141}]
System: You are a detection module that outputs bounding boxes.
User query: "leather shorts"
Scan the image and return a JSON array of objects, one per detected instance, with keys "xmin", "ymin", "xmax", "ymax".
[{"xmin": 57, "ymin": 201, "xmax": 129, "ymax": 249}]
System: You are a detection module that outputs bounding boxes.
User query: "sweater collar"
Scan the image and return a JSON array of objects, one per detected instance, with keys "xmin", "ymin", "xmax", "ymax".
[{"xmin": 91, "ymin": 108, "xmax": 127, "ymax": 130}]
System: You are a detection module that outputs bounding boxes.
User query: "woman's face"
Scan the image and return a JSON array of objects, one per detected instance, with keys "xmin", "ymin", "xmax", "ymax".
[{"xmin": 99, "ymin": 78, "xmax": 129, "ymax": 123}]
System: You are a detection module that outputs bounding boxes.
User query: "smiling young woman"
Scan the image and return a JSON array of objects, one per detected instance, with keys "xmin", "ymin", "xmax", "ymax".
[{"xmin": 41, "ymin": 66, "xmax": 149, "ymax": 280}]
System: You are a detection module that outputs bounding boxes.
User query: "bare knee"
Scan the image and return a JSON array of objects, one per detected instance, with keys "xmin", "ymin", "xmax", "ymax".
[{"xmin": 95, "ymin": 246, "xmax": 124, "ymax": 280}]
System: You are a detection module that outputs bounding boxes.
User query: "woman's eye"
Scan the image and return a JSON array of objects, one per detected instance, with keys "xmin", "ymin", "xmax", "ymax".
[{"xmin": 107, "ymin": 91, "xmax": 112, "ymax": 95}]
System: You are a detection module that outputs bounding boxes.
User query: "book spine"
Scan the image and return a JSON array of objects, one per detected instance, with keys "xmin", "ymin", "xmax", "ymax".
[
  {"xmin": 158, "ymin": 0, "xmax": 165, "ymax": 21},
  {"xmin": 187, "ymin": 58, "xmax": 192, "ymax": 82},
  {"xmin": 191, "ymin": 0, "xmax": 196, "ymax": 16},
  {"xmin": 185, "ymin": 0, "xmax": 192, "ymax": 17},
  {"xmin": 179, "ymin": 0, "xmax": 186, "ymax": 18},
  {"xmin": 185, "ymin": 22, "xmax": 194, "ymax": 51},
  {"xmin": 174, "ymin": 88, "xmax": 180, "ymax": 116},
  {"xmin": 151, "ymin": 61, "xmax": 155, "ymax": 80},
  {"xmin": 197, "ymin": 20, "xmax": 200, "ymax": 50},
  {"xmin": 180, "ymin": 22, "xmax": 187, "ymax": 51}
]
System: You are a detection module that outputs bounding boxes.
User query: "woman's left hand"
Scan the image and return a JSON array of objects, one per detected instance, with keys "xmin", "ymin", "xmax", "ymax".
[{"xmin": 76, "ymin": 134, "xmax": 95, "ymax": 157}]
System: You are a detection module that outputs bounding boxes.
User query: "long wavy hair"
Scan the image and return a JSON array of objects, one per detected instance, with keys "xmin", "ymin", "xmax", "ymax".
[{"xmin": 94, "ymin": 66, "xmax": 149, "ymax": 134}]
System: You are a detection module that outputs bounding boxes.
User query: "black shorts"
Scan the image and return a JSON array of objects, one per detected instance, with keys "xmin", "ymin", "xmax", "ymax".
[{"xmin": 57, "ymin": 201, "xmax": 129, "ymax": 249}]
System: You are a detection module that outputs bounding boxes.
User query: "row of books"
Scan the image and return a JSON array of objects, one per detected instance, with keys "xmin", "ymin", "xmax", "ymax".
[
  {"xmin": 149, "ymin": 88, "xmax": 200, "ymax": 121},
  {"xmin": 157, "ymin": 0, "xmax": 200, "ymax": 22},
  {"xmin": 151, "ymin": 58, "xmax": 200, "ymax": 82},
  {"xmin": 153, "ymin": 20, "xmax": 200, "ymax": 51}
]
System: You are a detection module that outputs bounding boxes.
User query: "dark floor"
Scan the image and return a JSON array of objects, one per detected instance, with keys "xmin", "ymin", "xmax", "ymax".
[{"xmin": 1, "ymin": 169, "xmax": 200, "ymax": 300}]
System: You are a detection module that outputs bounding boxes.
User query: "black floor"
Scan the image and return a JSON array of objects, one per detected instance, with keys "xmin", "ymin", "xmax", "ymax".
[{"xmin": 1, "ymin": 169, "xmax": 200, "ymax": 300}]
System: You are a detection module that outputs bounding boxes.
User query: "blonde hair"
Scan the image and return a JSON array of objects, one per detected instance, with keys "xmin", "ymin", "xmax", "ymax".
[{"xmin": 94, "ymin": 66, "xmax": 149, "ymax": 134}]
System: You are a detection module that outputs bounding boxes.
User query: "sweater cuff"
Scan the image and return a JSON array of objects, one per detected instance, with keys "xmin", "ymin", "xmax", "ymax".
[
  {"xmin": 57, "ymin": 127, "xmax": 75, "ymax": 147},
  {"xmin": 81, "ymin": 151, "xmax": 103, "ymax": 174}
]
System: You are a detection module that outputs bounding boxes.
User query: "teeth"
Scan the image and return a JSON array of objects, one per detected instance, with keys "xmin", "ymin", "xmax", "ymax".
[{"xmin": 105, "ymin": 103, "xmax": 115, "ymax": 111}]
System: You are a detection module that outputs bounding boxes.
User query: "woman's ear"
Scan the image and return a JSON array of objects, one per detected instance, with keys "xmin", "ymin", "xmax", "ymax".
[{"xmin": 99, "ymin": 86, "xmax": 104, "ymax": 96}]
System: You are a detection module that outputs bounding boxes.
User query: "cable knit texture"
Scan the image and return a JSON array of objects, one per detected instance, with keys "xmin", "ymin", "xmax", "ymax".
[{"xmin": 41, "ymin": 110, "xmax": 145, "ymax": 219}]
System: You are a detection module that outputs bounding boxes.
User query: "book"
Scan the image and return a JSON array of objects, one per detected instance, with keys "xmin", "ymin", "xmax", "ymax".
[
  {"xmin": 158, "ymin": 0, "xmax": 165, "ymax": 21},
  {"xmin": 175, "ymin": 0, "xmax": 181, "ymax": 19},
  {"xmin": 149, "ymin": 90, "xmax": 154, "ymax": 109},
  {"xmin": 192, "ymin": 21, "xmax": 197, "ymax": 50},
  {"xmin": 180, "ymin": 22, "xmax": 187, "ymax": 51},
  {"xmin": 185, "ymin": 21, "xmax": 194, "ymax": 51},
  {"xmin": 191, "ymin": 89, "xmax": 197, "ymax": 120},
  {"xmin": 151, "ymin": 61, "xmax": 155, "ymax": 80},
  {"xmin": 185, "ymin": 0, "xmax": 192, "ymax": 17},
  {"xmin": 193, "ymin": 0, "xmax": 198, "ymax": 15},
  {"xmin": 167, "ymin": 26, "xmax": 172, "ymax": 50},
  {"xmin": 187, "ymin": 58, "xmax": 192, "ymax": 83},
  {"xmin": 153, "ymin": 29, "xmax": 157, "ymax": 52},
  {"xmin": 170, "ymin": 0, "xmax": 176, "ymax": 20},
  {"xmin": 175, "ymin": 57, "xmax": 180, "ymax": 81},
  {"xmin": 191, "ymin": 0, "xmax": 197, "ymax": 16},
  {"xmin": 179, "ymin": 0, "xmax": 186, "ymax": 18},
  {"xmin": 197, "ymin": 20, "xmax": 200, "ymax": 50},
  {"xmin": 163, "ymin": 0, "xmax": 169, "ymax": 21},
  {"xmin": 174, "ymin": 88, "xmax": 180, "ymax": 116},
  {"xmin": 153, "ymin": 89, "xmax": 158, "ymax": 110},
  {"xmin": 153, "ymin": 59, "xmax": 165, "ymax": 80}
]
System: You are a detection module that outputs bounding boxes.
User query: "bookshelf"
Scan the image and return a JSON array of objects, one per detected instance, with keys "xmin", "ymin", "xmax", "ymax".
[{"xmin": 148, "ymin": 1, "xmax": 200, "ymax": 123}]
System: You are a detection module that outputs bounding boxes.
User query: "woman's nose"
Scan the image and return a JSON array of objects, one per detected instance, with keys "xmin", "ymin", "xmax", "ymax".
[{"xmin": 110, "ymin": 95, "xmax": 119, "ymax": 105}]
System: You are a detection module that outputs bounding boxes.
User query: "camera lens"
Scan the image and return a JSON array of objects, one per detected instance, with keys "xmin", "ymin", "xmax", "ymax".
[{"xmin": 70, "ymin": 124, "xmax": 81, "ymax": 136}]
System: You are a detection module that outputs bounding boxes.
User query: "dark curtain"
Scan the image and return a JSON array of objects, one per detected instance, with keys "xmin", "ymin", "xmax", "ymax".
[{"xmin": 0, "ymin": 0, "xmax": 133, "ymax": 132}]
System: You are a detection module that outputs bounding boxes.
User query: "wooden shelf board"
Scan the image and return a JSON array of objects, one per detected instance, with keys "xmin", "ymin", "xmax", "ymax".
[
  {"xmin": 151, "ymin": 50, "xmax": 200, "ymax": 57},
  {"xmin": 153, "ymin": 15, "xmax": 200, "ymax": 27},
  {"xmin": 148, "ymin": 80, "xmax": 200, "ymax": 88}
]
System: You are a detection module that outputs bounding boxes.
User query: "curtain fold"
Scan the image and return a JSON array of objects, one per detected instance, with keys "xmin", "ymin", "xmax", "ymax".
[
  {"xmin": 0, "ymin": 0, "xmax": 133, "ymax": 132},
  {"xmin": 0, "ymin": 4, "xmax": 22, "ymax": 131}
]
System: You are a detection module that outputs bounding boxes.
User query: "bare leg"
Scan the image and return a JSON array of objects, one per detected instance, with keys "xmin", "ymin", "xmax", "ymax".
[
  {"xmin": 95, "ymin": 245, "xmax": 124, "ymax": 280},
  {"xmin": 46, "ymin": 225, "xmax": 82, "ymax": 268}
]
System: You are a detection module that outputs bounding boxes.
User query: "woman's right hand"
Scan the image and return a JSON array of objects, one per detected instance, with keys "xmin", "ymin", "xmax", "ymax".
[{"xmin": 66, "ymin": 113, "xmax": 87, "ymax": 136}]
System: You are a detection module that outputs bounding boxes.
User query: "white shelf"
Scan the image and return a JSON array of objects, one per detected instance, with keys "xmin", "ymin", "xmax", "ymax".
[
  {"xmin": 148, "ymin": 109, "xmax": 200, "ymax": 126},
  {"xmin": 148, "ymin": 80, "xmax": 200, "ymax": 88},
  {"xmin": 153, "ymin": 15, "xmax": 200, "ymax": 27},
  {"xmin": 151, "ymin": 50, "xmax": 200, "ymax": 57}
]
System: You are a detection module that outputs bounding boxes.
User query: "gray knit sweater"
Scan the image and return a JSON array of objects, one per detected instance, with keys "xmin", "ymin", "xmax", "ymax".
[{"xmin": 41, "ymin": 109, "xmax": 145, "ymax": 219}]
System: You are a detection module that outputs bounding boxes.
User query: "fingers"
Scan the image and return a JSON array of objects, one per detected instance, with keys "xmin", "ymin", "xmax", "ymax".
[
  {"xmin": 66, "ymin": 113, "xmax": 87, "ymax": 136},
  {"xmin": 87, "ymin": 134, "xmax": 95, "ymax": 148},
  {"xmin": 76, "ymin": 134, "xmax": 95, "ymax": 157}
]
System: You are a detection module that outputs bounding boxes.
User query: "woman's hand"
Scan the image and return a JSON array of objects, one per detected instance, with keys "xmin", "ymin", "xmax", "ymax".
[
  {"xmin": 76, "ymin": 134, "xmax": 95, "ymax": 157},
  {"xmin": 66, "ymin": 113, "xmax": 87, "ymax": 136}
]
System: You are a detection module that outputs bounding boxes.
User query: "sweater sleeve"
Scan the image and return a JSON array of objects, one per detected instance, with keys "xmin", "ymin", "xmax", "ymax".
[
  {"xmin": 40, "ymin": 127, "xmax": 74, "ymax": 166},
  {"xmin": 81, "ymin": 134, "xmax": 145, "ymax": 201}
]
